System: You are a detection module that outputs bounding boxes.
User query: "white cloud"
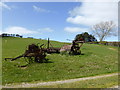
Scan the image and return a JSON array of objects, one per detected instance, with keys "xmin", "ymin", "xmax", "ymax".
[
  {"xmin": 38, "ymin": 27, "xmax": 54, "ymax": 32},
  {"xmin": 3, "ymin": 26, "xmax": 38, "ymax": 35},
  {"xmin": 67, "ymin": 1, "xmax": 118, "ymax": 26},
  {"xmin": 0, "ymin": 2, "xmax": 11, "ymax": 10},
  {"xmin": 0, "ymin": 30, "xmax": 2, "ymax": 34},
  {"xmin": 33, "ymin": 5, "xmax": 50, "ymax": 13},
  {"xmin": 2, "ymin": 26, "xmax": 54, "ymax": 35},
  {"xmin": 64, "ymin": 27, "xmax": 89, "ymax": 33}
]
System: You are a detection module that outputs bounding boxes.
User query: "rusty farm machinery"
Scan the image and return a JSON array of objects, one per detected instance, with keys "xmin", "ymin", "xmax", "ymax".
[
  {"xmin": 60, "ymin": 40, "xmax": 84, "ymax": 55},
  {"xmin": 43, "ymin": 38, "xmax": 84, "ymax": 55},
  {"xmin": 42, "ymin": 38, "xmax": 60, "ymax": 54},
  {"xmin": 5, "ymin": 43, "xmax": 47, "ymax": 64},
  {"xmin": 5, "ymin": 38, "xmax": 84, "ymax": 66}
]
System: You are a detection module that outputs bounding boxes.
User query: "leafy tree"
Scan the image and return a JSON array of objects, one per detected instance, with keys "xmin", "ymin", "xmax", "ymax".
[
  {"xmin": 16, "ymin": 34, "xmax": 20, "ymax": 37},
  {"xmin": 75, "ymin": 32, "xmax": 97, "ymax": 42},
  {"xmin": 2, "ymin": 33, "xmax": 7, "ymax": 37},
  {"xmin": 20, "ymin": 36, "xmax": 23, "ymax": 38}
]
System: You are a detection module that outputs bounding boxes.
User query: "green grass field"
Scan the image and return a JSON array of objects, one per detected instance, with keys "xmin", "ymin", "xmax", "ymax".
[{"xmin": 2, "ymin": 37, "xmax": 118, "ymax": 85}]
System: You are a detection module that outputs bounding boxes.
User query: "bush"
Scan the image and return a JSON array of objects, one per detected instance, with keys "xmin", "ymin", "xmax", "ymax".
[
  {"xmin": 87, "ymin": 41, "xmax": 99, "ymax": 44},
  {"xmin": 92, "ymin": 41, "xmax": 99, "ymax": 44},
  {"xmin": 99, "ymin": 41, "xmax": 108, "ymax": 45}
]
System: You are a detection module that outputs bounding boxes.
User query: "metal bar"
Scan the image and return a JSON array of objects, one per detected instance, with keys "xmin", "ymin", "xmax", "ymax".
[{"xmin": 11, "ymin": 55, "xmax": 23, "ymax": 61}]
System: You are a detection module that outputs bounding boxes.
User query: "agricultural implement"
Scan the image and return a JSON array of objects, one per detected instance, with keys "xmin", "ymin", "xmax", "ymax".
[
  {"xmin": 4, "ymin": 38, "xmax": 60, "ymax": 66},
  {"xmin": 5, "ymin": 43, "xmax": 47, "ymax": 65},
  {"xmin": 60, "ymin": 40, "xmax": 84, "ymax": 55},
  {"xmin": 42, "ymin": 38, "xmax": 60, "ymax": 54},
  {"xmin": 43, "ymin": 38, "xmax": 84, "ymax": 55},
  {"xmin": 4, "ymin": 38, "xmax": 84, "ymax": 66}
]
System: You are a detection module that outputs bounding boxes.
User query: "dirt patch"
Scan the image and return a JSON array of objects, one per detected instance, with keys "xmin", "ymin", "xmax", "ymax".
[
  {"xmin": 108, "ymin": 48, "xmax": 117, "ymax": 51},
  {"xmin": 110, "ymin": 85, "xmax": 119, "ymax": 88},
  {"xmin": 3, "ymin": 73, "xmax": 118, "ymax": 88}
]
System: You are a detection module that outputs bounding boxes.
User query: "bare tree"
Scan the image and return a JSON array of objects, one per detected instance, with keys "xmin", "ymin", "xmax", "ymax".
[{"xmin": 92, "ymin": 21, "xmax": 116, "ymax": 41}]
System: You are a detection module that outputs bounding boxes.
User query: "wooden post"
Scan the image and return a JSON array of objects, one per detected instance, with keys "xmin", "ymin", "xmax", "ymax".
[{"xmin": 47, "ymin": 38, "xmax": 50, "ymax": 49}]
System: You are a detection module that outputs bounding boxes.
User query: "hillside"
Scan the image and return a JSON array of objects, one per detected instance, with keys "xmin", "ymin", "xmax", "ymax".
[{"xmin": 2, "ymin": 37, "xmax": 118, "ymax": 85}]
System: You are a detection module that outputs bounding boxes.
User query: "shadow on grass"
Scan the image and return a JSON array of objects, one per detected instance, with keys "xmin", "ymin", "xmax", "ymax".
[
  {"xmin": 44, "ymin": 60, "xmax": 54, "ymax": 63},
  {"xmin": 81, "ymin": 53, "xmax": 85, "ymax": 55},
  {"xmin": 36, "ymin": 58, "xmax": 54, "ymax": 63},
  {"xmin": 69, "ymin": 53, "xmax": 85, "ymax": 56},
  {"xmin": 14, "ymin": 58, "xmax": 54, "ymax": 68}
]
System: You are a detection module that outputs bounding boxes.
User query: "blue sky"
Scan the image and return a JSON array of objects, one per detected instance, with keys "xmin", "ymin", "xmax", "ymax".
[{"xmin": 1, "ymin": 1, "xmax": 118, "ymax": 42}]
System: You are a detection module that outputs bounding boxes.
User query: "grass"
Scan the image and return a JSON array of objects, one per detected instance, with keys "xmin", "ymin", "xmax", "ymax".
[
  {"xmin": 2, "ymin": 37, "xmax": 118, "ymax": 85},
  {"xmin": 36, "ymin": 75, "xmax": 118, "ymax": 88}
]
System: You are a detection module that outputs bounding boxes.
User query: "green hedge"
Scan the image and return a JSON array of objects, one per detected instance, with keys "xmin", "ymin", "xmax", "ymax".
[{"xmin": 87, "ymin": 41, "xmax": 120, "ymax": 47}]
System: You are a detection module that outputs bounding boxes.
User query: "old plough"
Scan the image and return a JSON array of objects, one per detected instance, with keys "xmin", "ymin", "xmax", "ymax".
[{"xmin": 5, "ymin": 43, "xmax": 47, "ymax": 65}]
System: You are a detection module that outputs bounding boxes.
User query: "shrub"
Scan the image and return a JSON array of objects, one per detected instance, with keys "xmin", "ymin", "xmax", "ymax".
[{"xmin": 99, "ymin": 41, "xmax": 108, "ymax": 45}]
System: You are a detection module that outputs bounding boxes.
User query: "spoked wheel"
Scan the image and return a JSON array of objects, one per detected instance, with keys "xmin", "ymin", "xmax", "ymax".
[
  {"xmin": 35, "ymin": 57, "xmax": 44, "ymax": 63},
  {"xmin": 35, "ymin": 53, "xmax": 46, "ymax": 63},
  {"xmin": 35, "ymin": 56, "xmax": 43, "ymax": 63},
  {"xmin": 24, "ymin": 57, "xmax": 34, "ymax": 64}
]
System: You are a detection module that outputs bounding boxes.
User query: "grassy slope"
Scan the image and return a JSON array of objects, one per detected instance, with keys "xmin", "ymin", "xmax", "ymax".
[{"xmin": 2, "ymin": 37, "xmax": 118, "ymax": 85}]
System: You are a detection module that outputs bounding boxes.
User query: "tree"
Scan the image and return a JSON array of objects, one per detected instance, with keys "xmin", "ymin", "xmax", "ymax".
[
  {"xmin": 13, "ymin": 34, "xmax": 15, "ymax": 37},
  {"xmin": 75, "ymin": 32, "xmax": 97, "ymax": 42},
  {"xmin": 92, "ymin": 21, "xmax": 116, "ymax": 41},
  {"xmin": 16, "ymin": 34, "xmax": 20, "ymax": 37},
  {"xmin": 20, "ymin": 36, "xmax": 23, "ymax": 38},
  {"xmin": 2, "ymin": 33, "xmax": 7, "ymax": 37}
]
